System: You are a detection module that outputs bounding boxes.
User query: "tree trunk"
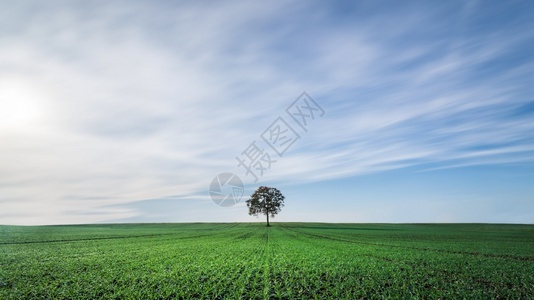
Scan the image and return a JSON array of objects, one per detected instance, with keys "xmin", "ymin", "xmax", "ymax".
[{"xmin": 266, "ymin": 213, "xmax": 270, "ymax": 227}]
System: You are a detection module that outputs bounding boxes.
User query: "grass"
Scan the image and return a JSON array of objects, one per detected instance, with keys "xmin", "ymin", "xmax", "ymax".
[{"xmin": 1, "ymin": 223, "xmax": 533, "ymax": 299}]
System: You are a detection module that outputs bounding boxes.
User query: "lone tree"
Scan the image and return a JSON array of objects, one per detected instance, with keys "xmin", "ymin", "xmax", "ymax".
[{"xmin": 246, "ymin": 186, "xmax": 285, "ymax": 227}]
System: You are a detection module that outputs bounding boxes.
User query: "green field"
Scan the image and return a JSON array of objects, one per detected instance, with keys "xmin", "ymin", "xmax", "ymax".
[{"xmin": 1, "ymin": 223, "xmax": 533, "ymax": 299}]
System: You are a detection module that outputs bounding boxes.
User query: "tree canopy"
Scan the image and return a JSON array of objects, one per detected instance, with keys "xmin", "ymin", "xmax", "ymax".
[{"xmin": 246, "ymin": 186, "xmax": 285, "ymax": 226}]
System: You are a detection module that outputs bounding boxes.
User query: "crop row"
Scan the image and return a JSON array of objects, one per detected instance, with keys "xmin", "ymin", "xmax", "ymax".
[{"xmin": 1, "ymin": 223, "xmax": 532, "ymax": 299}]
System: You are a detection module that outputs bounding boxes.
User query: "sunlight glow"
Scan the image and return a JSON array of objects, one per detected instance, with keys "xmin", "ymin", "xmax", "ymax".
[{"xmin": 0, "ymin": 80, "xmax": 45, "ymax": 130}]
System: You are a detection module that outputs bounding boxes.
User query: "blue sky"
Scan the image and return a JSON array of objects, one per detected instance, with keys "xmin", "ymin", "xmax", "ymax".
[{"xmin": 0, "ymin": 0, "xmax": 533, "ymax": 225}]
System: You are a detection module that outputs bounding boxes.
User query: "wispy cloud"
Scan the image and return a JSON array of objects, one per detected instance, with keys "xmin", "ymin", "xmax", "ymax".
[{"xmin": 0, "ymin": 1, "xmax": 533, "ymax": 224}]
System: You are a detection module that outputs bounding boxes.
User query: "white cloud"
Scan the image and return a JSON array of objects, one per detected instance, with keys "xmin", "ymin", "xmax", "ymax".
[{"xmin": 0, "ymin": 1, "xmax": 533, "ymax": 224}]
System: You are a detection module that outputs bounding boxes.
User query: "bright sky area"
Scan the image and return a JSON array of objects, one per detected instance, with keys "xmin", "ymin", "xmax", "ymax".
[{"xmin": 1, "ymin": 0, "xmax": 533, "ymax": 225}]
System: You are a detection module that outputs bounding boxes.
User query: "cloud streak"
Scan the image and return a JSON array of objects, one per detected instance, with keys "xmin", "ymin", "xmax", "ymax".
[{"xmin": 0, "ymin": 0, "xmax": 533, "ymax": 224}]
